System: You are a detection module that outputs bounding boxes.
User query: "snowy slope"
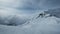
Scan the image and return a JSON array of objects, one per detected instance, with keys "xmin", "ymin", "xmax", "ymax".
[
  {"xmin": 0, "ymin": 8, "xmax": 60, "ymax": 34},
  {"xmin": 0, "ymin": 17, "xmax": 60, "ymax": 34}
]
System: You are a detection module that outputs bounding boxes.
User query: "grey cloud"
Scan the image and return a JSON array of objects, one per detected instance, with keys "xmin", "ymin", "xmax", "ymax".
[
  {"xmin": 17, "ymin": 0, "xmax": 60, "ymax": 10},
  {"xmin": 40, "ymin": 0, "xmax": 60, "ymax": 9},
  {"xmin": 0, "ymin": 0, "xmax": 60, "ymax": 10}
]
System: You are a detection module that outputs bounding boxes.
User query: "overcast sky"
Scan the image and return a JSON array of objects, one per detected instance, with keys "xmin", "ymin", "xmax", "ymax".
[{"xmin": 0, "ymin": 0, "xmax": 60, "ymax": 15}]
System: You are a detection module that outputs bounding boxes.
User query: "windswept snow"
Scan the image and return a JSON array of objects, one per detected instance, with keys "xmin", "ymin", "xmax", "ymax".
[
  {"xmin": 0, "ymin": 15, "xmax": 60, "ymax": 34},
  {"xmin": 0, "ymin": 8, "xmax": 60, "ymax": 34}
]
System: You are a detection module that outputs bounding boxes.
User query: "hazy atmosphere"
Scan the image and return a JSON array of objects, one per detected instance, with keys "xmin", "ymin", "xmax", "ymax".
[
  {"xmin": 0, "ymin": 0, "xmax": 60, "ymax": 34},
  {"xmin": 0, "ymin": 0, "xmax": 60, "ymax": 14}
]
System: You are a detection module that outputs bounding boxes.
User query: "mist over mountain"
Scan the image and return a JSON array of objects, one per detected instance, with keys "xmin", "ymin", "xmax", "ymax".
[
  {"xmin": 0, "ymin": 13, "xmax": 30, "ymax": 26},
  {"xmin": 44, "ymin": 8, "xmax": 60, "ymax": 18},
  {"xmin": 0, "ymin": 8, "xmax": 60, "ymax": 34},
  {"xmin": 0, "ymin": 0, "xmax": 60, "ymax": 34}
]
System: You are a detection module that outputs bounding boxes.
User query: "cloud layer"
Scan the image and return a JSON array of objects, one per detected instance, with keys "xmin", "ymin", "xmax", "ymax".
[{"xmin": 0, "ymin": 0, "xmax": 60, "ymax": 15}]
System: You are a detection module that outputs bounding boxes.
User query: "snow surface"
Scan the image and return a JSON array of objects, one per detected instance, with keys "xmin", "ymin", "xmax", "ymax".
[{"xmin": 0, "ymin": 8, "xmax": 60, "ymax": 34}]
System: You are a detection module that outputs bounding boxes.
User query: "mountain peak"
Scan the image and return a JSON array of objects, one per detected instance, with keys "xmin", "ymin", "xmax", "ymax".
[{"xmin": 44, "ymin": 8, "xmax": 60, "ymax": 18}]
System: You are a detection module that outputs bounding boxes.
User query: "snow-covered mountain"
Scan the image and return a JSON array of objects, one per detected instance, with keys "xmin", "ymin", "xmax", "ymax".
[
  {"xmin": 0, "ymin": 8, "xmax": 60, "ymax": 34},
  {"xmin": 28, "ymin": 8, "xmax": 60, "ymax": 25},
  {"xmin": 22, "ymin": 8, "xmax": 60, "ymax": 34}
]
